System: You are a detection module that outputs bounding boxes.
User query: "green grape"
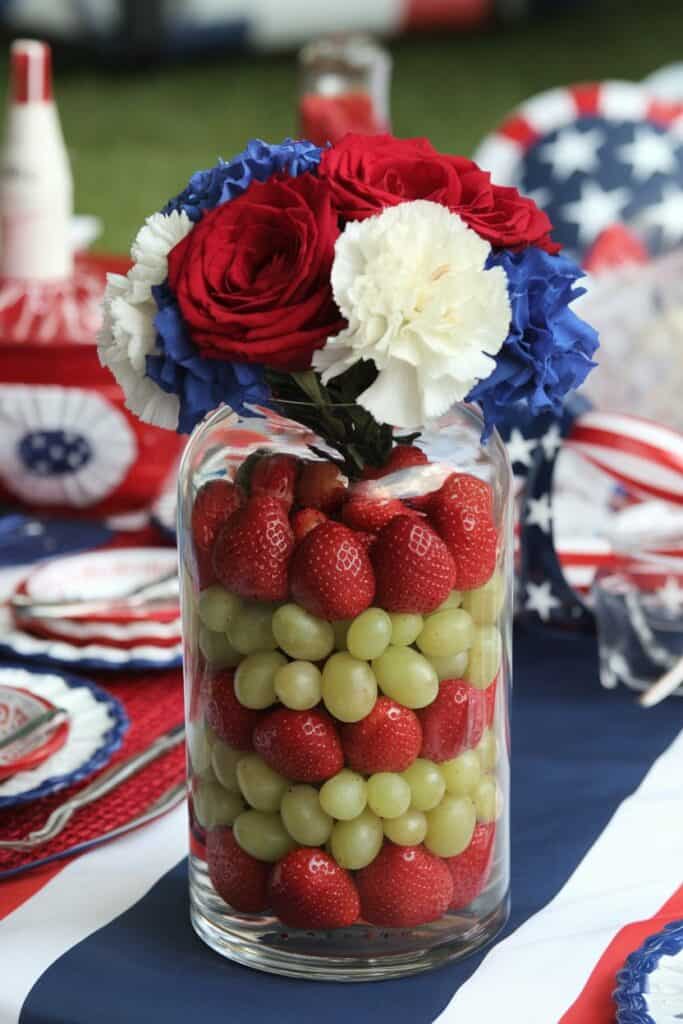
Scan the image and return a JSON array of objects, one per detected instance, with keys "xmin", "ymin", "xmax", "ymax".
[
  {"xmin": 383, "ymin": 809, "xmax": 427, "ymax": 845},
  {"xmin": 476, "ymin": 729, "xmax": 499, "ymax": 771},
  {"xmin": 186, "ymin": 719, "xmax": 213, "ymax": 777},
  {"xmin": 330, "ymin": 809, "xmax": 383, "ymax": 869},
  {"xmin": 236, "ymin": 753, "xmax": 289, "ymax": 811},
  {"xmin": 427, "ymin": 650, "xmax": 469, "ymax": 682},
  {"xmin": 366, "ymin": 772, "xmax": 412, "ymax": 819},
  {"xmin": 319, "ymin": 770, "xmax": 367, "ymax": 820},
  {"xmin": 402, "ymin": 758, "xmax": 446, "ymax": 811},
  {"xmin": 274, "ymin": 660, "xmax": 322, "ymax": 710},
  {"xmin": 227, "ymin": 602, "xmax": 277, "ymax": 655},
  {"xmin": 233, "ymin": 810, "xmax": 296, "ymax": 862},
  {"xmin": 198, "ymin": 624, "xmax": 241, "ymax": 668},
  {"xmin": 321, "ymin": 652, "xmax": 377, "ymax": 723},
  {"xmin": 372, "ymin": 647, "xmax": 439, "ymax": 709},
  {"xmin": 210, "ymin": 741, "xmax": 242, "ymax": 792},
  {"xmin": 234, "ymin": 651, "xmax": 287, "ymax": 710},
  {"xmin": 388, "ymin": 612, "xmax": 424, "ymax": 646},
  {"xmin": 193, "ymin": 781, "xmax": 244, "ymax": 830},
  {"xmin": 440, "ymin": 750, "xmax": 481, "ymax": 796},
  {"xmin": 198, "ymin": 585, "xmax": 241, "ymax": 632},
  {"xmin": 416, "ymin": 608, "xmax": 475, "ymax": 658},
  {"xmin": 474, "ymin": 775, "xmax": 500, "ymax": 823},
  {"xmin": 425, "ymin": 795, "xmax": 476, "ymax": 857},
  {"xmin": 434, "ymin": 589, "xmax": 463, "ymax": 611},
  {"xmin": 465, "ymin": 625, "xmax": 502, "ymax": 690},
  {"xmin": 281, "ymin": 785, "xmax": 333, "ymax": 845},
  {"xmin": 272, "ymin": 603, "xmax": 334, "ymax": 661},
  {"xmin": 332, "ymin": 619, "xmax": 351, "ymax": 651},
  {"xmin": 462, "ymin": 573, "xmax": 505, "ymax": 625},
  {"xmin": 347, "ymin": 607, "xmax": 392, "ymax": 660}
]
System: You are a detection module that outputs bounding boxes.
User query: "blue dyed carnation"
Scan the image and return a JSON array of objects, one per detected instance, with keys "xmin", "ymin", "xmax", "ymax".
[
  {"xmin": 146, "ymin": 283, "xmax": 269, "ymax": 434},
  {"xmin": 467, "ymin": 248, "xmax": 599, "ymax": 440},
  {"xmin": 162, "ymin": 138, "xmax": 323, "ymax": 222}
]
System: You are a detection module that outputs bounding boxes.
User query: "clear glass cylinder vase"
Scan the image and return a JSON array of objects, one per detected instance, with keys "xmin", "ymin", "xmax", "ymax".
[{"xmin": 178, "ymin": 401, "xmax": 513, "ymax": 980}]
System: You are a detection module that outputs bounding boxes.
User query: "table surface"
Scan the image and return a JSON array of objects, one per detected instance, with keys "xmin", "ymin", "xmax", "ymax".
[{"xmin": 2, "ymin": 623, "xmax": 681, "ymax": 1024}]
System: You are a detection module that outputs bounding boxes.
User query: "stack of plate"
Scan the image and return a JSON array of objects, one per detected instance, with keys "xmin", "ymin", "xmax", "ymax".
[{"xmin": 0, "ymin": 548, "xmax": 182, "ymax": 671}]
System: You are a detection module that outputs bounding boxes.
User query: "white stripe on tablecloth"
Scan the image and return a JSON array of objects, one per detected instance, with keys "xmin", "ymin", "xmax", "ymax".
[
  {"xmin": 436, "ymin": 728, "xmax": 683, "ymax": 1024},
  {"xmin": 0, "ymin": 803, "xmax": 186, "ymax": 1024}
]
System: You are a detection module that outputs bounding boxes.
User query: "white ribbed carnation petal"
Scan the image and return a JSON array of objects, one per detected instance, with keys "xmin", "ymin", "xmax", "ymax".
[
  {"xmin": 97, "ymin": 211, "xmax": 193, "ymax": 432},
  {"xmin": 318, "ymin": 200, "xmax": 511, "ymax": 429}
]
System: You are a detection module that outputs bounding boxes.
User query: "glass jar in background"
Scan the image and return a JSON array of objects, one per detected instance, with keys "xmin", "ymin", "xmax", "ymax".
[
  {"xmin": 179, "ymin": 402, "xmax": 512, "ymax": 980},
  {"xmin": 298, "ymin": 34, "xmax": 391, "ymax": 147}
]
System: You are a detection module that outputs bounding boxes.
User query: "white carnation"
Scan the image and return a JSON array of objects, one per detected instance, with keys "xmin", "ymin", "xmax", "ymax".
[
  {"xmin": 97, "ymin": 211, "xmax": 192, "ymax": 430},
  {"xmin": 313, "ymin": 200, "xmax": 511, "ymax": 428}
]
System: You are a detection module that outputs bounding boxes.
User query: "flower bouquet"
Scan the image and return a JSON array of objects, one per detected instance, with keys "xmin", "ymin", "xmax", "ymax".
[{"xmin": 99, "ymin": 133, "xmax": 598, "ymax": 979}]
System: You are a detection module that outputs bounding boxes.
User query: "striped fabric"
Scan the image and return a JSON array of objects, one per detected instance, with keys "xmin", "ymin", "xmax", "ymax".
[{"xmin": 0, "ymin": 624, "xmax": 680, "ymax": 1024}]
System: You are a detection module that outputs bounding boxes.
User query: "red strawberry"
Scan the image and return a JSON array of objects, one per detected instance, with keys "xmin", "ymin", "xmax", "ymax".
[
  {"xmin": 341, "ymin": 698, "xmax": 422, "ymax": 774},
  {"xmin": 213, "ymin": 495, "xmax": 294, "ymax": 602},
  {"xmin": 269, "ymin": 848, "xmax": 359, "ymax": 929},
  {"xmin": 485, "ymin": 674, "xmax": 498, "ymax": 727},
  {"xmin": 207, "ymin": 827, "xmax": 271, "ymax": 913},
  {"xmin": 249, "ymin": 453, "xmax": 300, "ymax": 509},
  {"xmin": 371, "ymin": 516, "xmax": 455, "ymax": 614},
  {"xmin": 356, "ymin": 843, "xmax": 453, "ymax": 927},
  {"xmin": 289, "ymin": 521, "xmax": 375, "ymax": 620},
  {"xmin": 192, "ymin": 479, "xmax": 244, "ymax": 585},
  {"xmin": 354, "ymin": 530, "xmax": 377, "ymax": 555},
  {"xmin": 341, "ymin": 496, "xmax": 409, "ymax": 533},
  {"xmin": 434, "ymin": 472, "xmax": 493, "ymax": 513},
  {"xmin": 445, "ymin": 823, "xmax": 496, "ymax": 910},
  {"xmin": 296, "ymin": 461, "xmax": 347, "ymax": 512},
  {"xmin": 362, "ymin": 445, "xmax": 429, "ymax": 480},
  {"xmin": 253, "ymin": 708, "xmax": 343, "ymax": 782},
  {"xmin": 204, "ymin": 669, "xmax": 262, "ymax": 750},
  {"xmin": 430, "ymin": 474, "xmax": 497, "ymax": 591},
  {"xmin": 291, "ymin": 507, "xmax": 328, "ymax": 543},
  {"xmin": 417, "ymin": 678, "xmax": 487, "ymax": 762}
]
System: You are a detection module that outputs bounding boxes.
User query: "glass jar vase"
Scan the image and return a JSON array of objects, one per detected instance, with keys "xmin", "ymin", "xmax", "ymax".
[{"xmin": 178, "ymin": 401, "xmax": 513, "ymax": 980}]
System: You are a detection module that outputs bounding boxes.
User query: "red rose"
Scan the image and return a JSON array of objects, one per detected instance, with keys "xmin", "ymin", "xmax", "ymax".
[
  {"xmin": 318, "ymin": 133, "xmax": 559, "ymax": 254},
  {"xmin": 167, "ymin": 173, "xmax": 344, "ymax": 371}
]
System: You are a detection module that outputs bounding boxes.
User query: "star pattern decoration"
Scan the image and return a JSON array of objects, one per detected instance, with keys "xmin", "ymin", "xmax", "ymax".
[
  {"xmin": 524, "ymin": 580, "xmax": 561, "ymax": 621},
  {"xmin": 519, "ymin": 116, "xmax": 683, "ymax": 258},
  {"xmin": 539, "ymin": 126, "xmax": 603, "ymax": 180},
  {"xmin": 618, "ymin": 127, "xmax": 677, "ymax": 181},
  {"xmin": 657, "ymin": 576, "xmax": 683, "ymax": 616},
  {"xmin": 525, "ymin": 494, "xmax": 554, "ymax": 533},
  {"xmin": 561, "ymin": 181, "xmax": 631, "ymax": 245},
  {"xmin": 637, "ymin": 185, "xmax": 683, "ymax": 245},
  {"xmin": 506, "ymin": 428, "xmax": 537, "ymax": 469},
  {"xmin": 540, "ymin": 424, "xmax": 563, "ymax": 460}
]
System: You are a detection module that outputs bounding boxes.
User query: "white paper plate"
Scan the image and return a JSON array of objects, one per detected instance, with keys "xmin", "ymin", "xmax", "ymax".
[{"xmin": 0, "ymin": 663, "xmax": 127, "ymax": 807}]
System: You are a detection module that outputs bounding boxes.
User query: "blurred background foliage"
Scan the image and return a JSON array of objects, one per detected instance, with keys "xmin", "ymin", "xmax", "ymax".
[{"xmin": 0, "ymin": 0, "xmax": 678, "ymax": 252}]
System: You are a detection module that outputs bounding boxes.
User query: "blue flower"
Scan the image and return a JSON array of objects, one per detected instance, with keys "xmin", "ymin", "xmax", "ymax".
[
  {"xmin": 146, "ymin": 283, "xmax": 269, "ymax": 434},
  {"xmin": 467, "ymin": 248, "xmax": 599, "ymax": 440},
  {"xmin": 161, "ymin": 138, "xmax": 323, "ymax": 222}
]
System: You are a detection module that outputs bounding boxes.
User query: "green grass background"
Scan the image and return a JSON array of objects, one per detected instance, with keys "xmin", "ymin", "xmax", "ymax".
[{"xmin": 6, "ymin": 0, "xmax": 681, "ymax": 253}]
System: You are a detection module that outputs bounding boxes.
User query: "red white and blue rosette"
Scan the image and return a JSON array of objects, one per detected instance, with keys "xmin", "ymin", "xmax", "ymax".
[{"xmin": 474, "ymin": 80, "xmax": 683, "ymax": 262}]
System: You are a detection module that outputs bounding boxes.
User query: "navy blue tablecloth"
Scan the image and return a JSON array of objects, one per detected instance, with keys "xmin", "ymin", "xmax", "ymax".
[{"xmin": 20, "ymin": 625, "xmax": 682, "ymax": 1024}]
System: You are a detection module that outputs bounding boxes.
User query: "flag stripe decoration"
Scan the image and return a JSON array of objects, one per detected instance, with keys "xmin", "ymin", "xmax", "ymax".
[
  {"xmin": 0, "ymin": 628, "xmax": 681, "ymax": 1024},
  {"xmin": 474, "ymin": 80, "xmax": 683, "ymax": 261}
]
